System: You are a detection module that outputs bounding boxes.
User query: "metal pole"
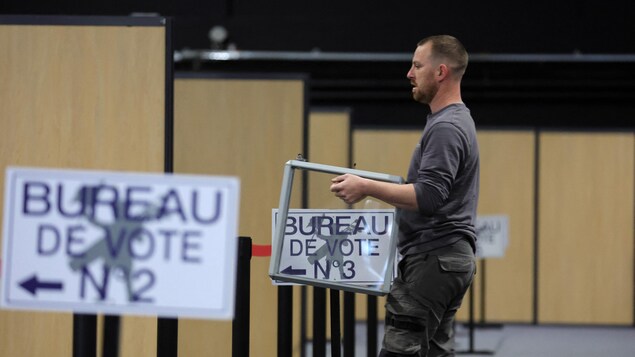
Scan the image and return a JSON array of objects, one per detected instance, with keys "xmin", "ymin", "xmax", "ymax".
[
  {"xmin": 233, "ymin": 236, "xmax": 252, "ymax": 357},
  {"xmin": 278, "ymin": 286, "xmax": 293, "ymax": 357},
  {"xmin": 343, "ymin": 292, "xmax": 355, "ymax": 357},
  {"xmin": 300, "ymin": 286, "xmax": 308, "ymax": 357},
  {"xmin": 469, "ymin": 284, "xmax": 475, "ymax": 352},
  {"xmin": 457, "ymin": 284, "xmax": 494, "ymax": 355},
  {"xmin": 330, "ymin": 289, "xmax": 341, "ymax": 357},
  {"xmin": 73, "ymin": 314, "xmax": 96, "ymax": 357},
  {"xmin": 367, "ymin": 295, "xmax": 377, "ymax": 357},
  {"xmin": 157, "ymin": 318, "xmax": 178, "ymax": 357},
  {"xmin": 102, "ymin": 315, "xmax": 120, "ymax": 357},
  {"xmin": 313, "ymin": 287, "xmax": 327, "ymax": 357},
  {"xmin": 480, "ymin": 261, "xmax": 486, "ymax": 325}
]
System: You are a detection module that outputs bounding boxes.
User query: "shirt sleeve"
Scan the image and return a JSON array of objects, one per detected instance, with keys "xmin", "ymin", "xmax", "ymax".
[{"xmin": 412, "ymin": 122, "xmax": 466, "ymax": 215}]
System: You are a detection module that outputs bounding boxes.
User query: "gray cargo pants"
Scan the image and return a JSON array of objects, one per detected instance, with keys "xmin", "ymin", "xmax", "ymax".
[{"xmin": 380, "ymin": 238, "xmax": 476, "ymax": 357}]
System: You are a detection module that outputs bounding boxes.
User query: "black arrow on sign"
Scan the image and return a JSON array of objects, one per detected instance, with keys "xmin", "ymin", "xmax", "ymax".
[
  {"xmin": 19, "ymin": 275, "xmax": 63, "ymax": 296},
  {"xmin": 281, "ymin": 265, "xmax": 307, "ymax": 276}
]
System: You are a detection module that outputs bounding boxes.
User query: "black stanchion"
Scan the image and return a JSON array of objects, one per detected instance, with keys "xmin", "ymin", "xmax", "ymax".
[
  {"xmin": 300, "ymin": 286, "xmax": 308, "ymax": 357},
  {"xmin": 367, "ymin": 295, "xmax": 378, "ymax": 357},
  {"xmin": 457, "ymin": 284, "xmax": 494, "ymax": 355},
  {"xmin": 233, "ymin": 236, "xmax": 252, "ymax": 357},
  {"xmin": 330, "ymin": 289, "xmax": 341, "ymax": 357},
  {"xmin": 313, "ymin": 287, "xmax": 327, "ymax": 357},
  {"xmin": 278, "ymin": 285, "xmax": 293, "ymax": 357},
  {"xmin": 469, "ymin": 285, "xmax": 476, "ymax": 352},
  {"xmin": 478, "ymin": 262, "xmax": 503, "ymax": 329},
  {"xmin": 73, "ymin": 314, "xmax": 96, "ymax": 357},
  {"xmin": 477, "ymin": 259, "xmax": 503, "ymax": 329},
  {"xmin": 343, "ymin": 292, "xmax": 355, "ymax": 357},
  {"xmin": 157, "ymin": 318, "xmax": 178, "ymax": 357},
  {"xmin": 102, "ymin": 315, "xmax": 120, "ymax": 357},
  {"xmin": 481, "ymin": 261, "xmax": 487, "ymax": 326}
]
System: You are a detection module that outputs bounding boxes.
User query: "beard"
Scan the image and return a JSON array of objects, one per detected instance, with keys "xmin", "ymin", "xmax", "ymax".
[{"xmin": 412, "ymin": 82, "xmax": 438, "ymax": 104}]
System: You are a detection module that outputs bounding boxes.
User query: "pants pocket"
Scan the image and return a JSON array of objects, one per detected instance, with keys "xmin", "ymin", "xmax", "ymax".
[{"xmin": 437, "ymin": 255, "xmax": 473, "ymax": 273}]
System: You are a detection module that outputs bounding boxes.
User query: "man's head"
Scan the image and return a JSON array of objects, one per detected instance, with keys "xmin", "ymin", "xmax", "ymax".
[
  {"xmin": 418, "ymin": 35, "xmax": 468, "ymax": 79},
  {"xmin": 407, "ymin": 35, "xmax": 468, "ymax": 107}
]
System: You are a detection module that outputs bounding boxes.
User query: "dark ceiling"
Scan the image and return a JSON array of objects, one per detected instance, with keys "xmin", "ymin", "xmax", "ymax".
[{"xmin": 3, "ymin": 1, "xmax": 635, "ymax": 129}]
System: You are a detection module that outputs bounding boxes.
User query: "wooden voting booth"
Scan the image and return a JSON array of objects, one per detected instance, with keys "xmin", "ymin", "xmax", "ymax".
[
  {"xmin": 273, "ymin": 115, "xmax": 634, "ymax": 355},
  {"xmin": 0, "ymin": 15, "xmax": 171, "ymax": 357},
  {"xmin": 352, "ymin": 127, "xmax": 635, "ymax": 326},
  {"xmin": 173, "ymin": 74, "xmax": 306, "ymax": 357},
  {"xmin": 279, "ymin": 120, "xmax": 634, "ymax": 356},
  {"xmin": 537, "ymin": 132, "xmax": 634, "ymax": 324}
]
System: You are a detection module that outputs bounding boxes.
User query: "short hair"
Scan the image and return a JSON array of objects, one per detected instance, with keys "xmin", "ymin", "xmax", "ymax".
[{"xmin": 418, "ymin": 35, "xmax": 468, "ymax": 78}]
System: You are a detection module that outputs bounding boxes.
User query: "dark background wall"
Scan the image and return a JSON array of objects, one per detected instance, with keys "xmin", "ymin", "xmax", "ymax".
[
  {"xmin": 3, "ymin": 0, "xmax": 635, "ymax": 129},
  {"xmin": 2, "ymin": 0, "xmax": 635, "ymax": 53}
]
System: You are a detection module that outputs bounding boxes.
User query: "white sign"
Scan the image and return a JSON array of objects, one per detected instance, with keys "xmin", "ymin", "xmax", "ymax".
[
  {"xmin": 272, "ymin": 209, "xmax": 395, "ymax": 285},
  {"xmin": 475, "ymin": 215, "xmax": 509, "ymax": 258},
  {"xmin": 1, "ymin": 167, "xmax": 240, "ymax": 320}
]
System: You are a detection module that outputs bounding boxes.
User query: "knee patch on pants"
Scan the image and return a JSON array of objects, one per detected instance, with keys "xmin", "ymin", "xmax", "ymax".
[
  {"xmin": 388, "ymin": 315, "xmax": 425, "ymax": 332},
  {"xmin": 383, "ymin": 314, "xmax": 427, "ymax": 355}
]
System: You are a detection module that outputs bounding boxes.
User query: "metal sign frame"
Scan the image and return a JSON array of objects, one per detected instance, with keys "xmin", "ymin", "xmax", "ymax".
[{"xmin": 268, "ymin": 160, "xmax": 404, "ymax": 295}]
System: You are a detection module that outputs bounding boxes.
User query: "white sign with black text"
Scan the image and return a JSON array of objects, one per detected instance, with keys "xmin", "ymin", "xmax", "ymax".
[
  {"xmin": 272, "ymin": 209, "xmax": 395, "ymax": 285},
  {"xmin": 475, "ymin": 215, "xmax": 509, "ymax": 258},
  {"xmin": 1, "ymin": 167, "xmax": 240, "ymax": 319}
]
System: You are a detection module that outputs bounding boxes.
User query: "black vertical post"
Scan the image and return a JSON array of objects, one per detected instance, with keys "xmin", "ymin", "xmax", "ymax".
[
  {"xmin": 102, "ymin": 315, "xmax": 120, "ymax": 357},
  {"xmin": 157, "ymin": 319, "xmax": 178, "ymax": 357},
  {"xmin": 469, "ymin": 284, "xmax": 475, "ymax": 352},
  {"xmin": 367, "ymin": 295, "xmax": 378, "ymax": 357},
  {"xmin": 533, "ymin": 131, "xmax": 540, "ymax": 325},
  {"xmin": 300, "ymin": 286, "xmax": 308, "ymax": 357},
  {"xmin": 313, "ymin": 287, "xmax": 327, "ymax": 357},
  {"xmin": 457, "ymin": 283, "xmax": 494, "ymax": 355},
  {"xmin": 330, "ymin": 289, "xmax": 341, "ymax": 357},
  {"xmin": 278, "ymin": 285, "xmax": 293, "ymax": 357},
  {"xmin": 158, "ymin": 15, "xmax": 178, "ymax": 357},
  {"xmin": 233, "ymin": 236, "xmax": 252, "ymax": 357},
  {"xmin": 343, "ymin": 292, "xmax": 355, "ymax": 357},
  {"xmin": 480, "ymin": 261, "xmax": 486, "ymax": 325},
  {"xmin": 73, "ymin": 314, "xmax": 96, "ymax": 357}
]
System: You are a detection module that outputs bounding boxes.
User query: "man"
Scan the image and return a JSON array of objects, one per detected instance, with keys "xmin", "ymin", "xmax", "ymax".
[{"xmin": 330, "ymin": 35, "xmax": 479, "ymax": 357}]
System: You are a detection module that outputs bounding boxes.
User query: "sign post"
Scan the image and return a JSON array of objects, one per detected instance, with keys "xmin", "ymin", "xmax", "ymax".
[
  {"xmin": 1, "ymin": 167, "xmax": 240, "ymax": 320},
  {"xmin": 458, "ymin": 215, "xmax": 509, "ymax": 355}
]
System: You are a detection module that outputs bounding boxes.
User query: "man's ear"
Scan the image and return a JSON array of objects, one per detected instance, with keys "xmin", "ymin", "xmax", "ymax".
[{"xmin": 437, "ymin": 64, "xmax": 450, "ymax": 80}]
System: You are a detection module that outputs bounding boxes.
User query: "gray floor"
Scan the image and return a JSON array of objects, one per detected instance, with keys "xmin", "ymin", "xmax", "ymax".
[
  {"xmin": 457, "ymin": 325, "xmax": 635, "ymax": 357},
  {"xmin": 307, "ymin": 323, "xmax": 635, "ymax": 356},
  {"xmin": 454, "ymin": 324, "xmax": 635, "ymax": 357}
]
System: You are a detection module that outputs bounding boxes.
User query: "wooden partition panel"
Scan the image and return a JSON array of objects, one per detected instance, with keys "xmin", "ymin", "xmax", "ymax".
[
  {"xmin": 307, "ymin": 110, "xmax": 351, "ymax": 209},
  {"xmin": 0, "ymin": 17, "xmax": 168, "ymax": 357},
  {"xmin": 305, "ymin": 110, "xmax": 350, "ymax": 345},
  {"xmin": 174, "ymin": 76, "xmax": 305, "ymax": 357},
  {"xmin": 477, "ymin": 130, "xmax": 535, "ymax": 323},
  {"xmin": 352, "ymin": 129, "xmax": 536, "ymax": 323},
  {"xmin": 538, "ymin": 132, "xmax": 634, "ymax": 324}
]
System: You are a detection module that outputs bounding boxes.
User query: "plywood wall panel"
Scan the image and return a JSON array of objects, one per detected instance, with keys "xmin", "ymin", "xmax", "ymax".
[
  {"xmin": 477, "ymin": 131, "xmax": 535, "ymax": 322},
  {"xmin": 174, "ymin": 77, "xmax": 305, "ymax": 356},
  {"xmin": 538, "ymin": 132, "xmax": 634, "ymax": 325},
  {"xmin": 0, "ymin": 20, "xmax": 166, "ymax": 357}
]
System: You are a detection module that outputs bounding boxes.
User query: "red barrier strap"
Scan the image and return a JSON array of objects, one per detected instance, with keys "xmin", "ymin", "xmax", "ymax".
[{"xmin": 252, "ymin": 244, "xmax": 272, "ymax": 257}]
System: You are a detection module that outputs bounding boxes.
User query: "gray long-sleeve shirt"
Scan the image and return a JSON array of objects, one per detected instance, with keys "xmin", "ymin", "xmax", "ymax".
[{"xmin": 397, "ymin": 103, "xmax": 479, "ymax": 255}]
